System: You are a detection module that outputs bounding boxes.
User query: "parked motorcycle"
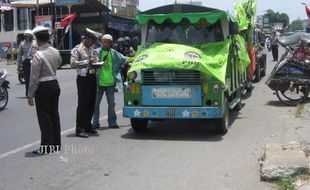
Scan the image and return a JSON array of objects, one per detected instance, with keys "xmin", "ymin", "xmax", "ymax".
[
  {"xmin": 265, "ymin": 37, "xmax": 271, "ymax": 51},
  {"xmin": 17, "ymin": 64, "xmax": 26, "ymax": 84},
  {"xmin": 266, "ymin": 33, "xmax": 310, "ymax": 106},
  {"xmin": 0, "ymin": 69, "xmax": 10, "ymax": 111}
]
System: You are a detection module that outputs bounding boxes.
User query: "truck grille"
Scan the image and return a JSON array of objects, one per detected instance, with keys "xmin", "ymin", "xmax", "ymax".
[{"xmin": 142, "ymin": 70, "xmax": 201, "ymax": 85}]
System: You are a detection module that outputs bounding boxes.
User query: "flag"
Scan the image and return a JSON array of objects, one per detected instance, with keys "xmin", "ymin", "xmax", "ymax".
[
  {"xmin": 60, "ymin": 13, "xmax": 77, "ymax": 28},
  {"xmin": 64, "ymin": 25, "xmax": 71, "ymax": 34},
  {"xmin": 304, "ymin": 3, "xmax": 310, "ymax": 19}
]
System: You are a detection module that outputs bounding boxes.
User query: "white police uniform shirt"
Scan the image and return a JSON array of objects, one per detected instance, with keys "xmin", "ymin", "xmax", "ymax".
[
  {"xmin": 28, "ymin": 43, "xmax": 62, "ymax": 97},
  {"xmin": 70, "ymin": 42, "xmax": 98, "ymax": 76}
]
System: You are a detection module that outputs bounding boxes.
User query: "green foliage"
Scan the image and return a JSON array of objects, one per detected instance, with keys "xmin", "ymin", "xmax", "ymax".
[
  {"xmin": 264, "ymin": 9, "xmax": 290, "ymax": 29},
  {"xmin": 276, "ymin": 176, "xmax": 295, "ymax": 190},
  {"xmin": 289, "ymin": 18, "xmax": 305, "ymax": 31}
]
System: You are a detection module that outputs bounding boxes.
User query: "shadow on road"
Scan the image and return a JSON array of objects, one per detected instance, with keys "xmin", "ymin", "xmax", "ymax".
[
  {"xmin": 122, "ymin": 109, "xmax": 242, "ymax": 142},
  {"xmin": 265, "ymin": 100, "xmax": 288, "ymax": 107}
]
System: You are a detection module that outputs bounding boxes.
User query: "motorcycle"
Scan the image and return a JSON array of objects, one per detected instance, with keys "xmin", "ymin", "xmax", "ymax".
[
  {"xmin": 266, "ymin": 33, "xmax": 310, "ymax": 106},
  {"xmin": 265, "ymin": 37, "xmax": 271, "ymax": 51},
  {"xmin": 17, "ymin": 63, "xmax": 26, "ymax": 84},
  {"xmin": 0, "ymin": 69, "xmax": 10, "ymax": 111}
]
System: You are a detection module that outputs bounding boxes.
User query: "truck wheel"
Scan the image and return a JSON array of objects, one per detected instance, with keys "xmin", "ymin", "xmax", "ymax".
[
  {"xmin": 131, "ymin": 118, "xmax": 148, "ymax": 132},
  {"xmin": 261, "ymin": 54, "xmax": 267, "ymax": 77},
  {"xmin": 254, "ymin": 60, "xmax": 261, "ymax": 82},
  {"xmin": 234, "ymin": 89, "xmax": 242, "ymax": 111},
  {"xmin": 215, "ymin": 97, "xmax": 229, "ymax": 135}
]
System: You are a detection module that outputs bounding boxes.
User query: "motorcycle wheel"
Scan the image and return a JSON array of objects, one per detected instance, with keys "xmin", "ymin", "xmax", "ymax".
[
  {"xmin": 275, "ymin": 85, "xmax": 309, "ymax": 106},
  {"xmin": 18, "ymin": 72, "xmax": 26, "ymax": 84},
  {"xmin": 0, "ymin": 86, "xmax": 8, "ymax": 111}
]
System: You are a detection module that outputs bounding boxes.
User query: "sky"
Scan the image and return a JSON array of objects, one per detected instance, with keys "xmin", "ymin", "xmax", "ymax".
[{"xmin": 139, "ymin": 0, "xmax": 308, "ymax": 22}]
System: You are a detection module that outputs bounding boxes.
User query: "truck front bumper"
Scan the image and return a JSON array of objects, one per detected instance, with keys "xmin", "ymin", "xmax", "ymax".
[{"xmin": 123, "ymin": 106, "xmax": 223, "ymax": 119}]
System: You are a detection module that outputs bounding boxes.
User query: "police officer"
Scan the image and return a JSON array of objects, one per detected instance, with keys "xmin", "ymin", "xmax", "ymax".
[
  {"xmin": 28, "ymin": 26, "xmax": 62, "ymax": 155},
  {"xmin": 17, "ymin": 30, "xmax": 35, "ymax": 96},
  {"xmin": 70, "ymin": 28, "xmax": 101, "ymax": 138}
]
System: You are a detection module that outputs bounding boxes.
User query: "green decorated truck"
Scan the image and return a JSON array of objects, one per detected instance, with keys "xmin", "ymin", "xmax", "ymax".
[{"xmin": 123, "ymin": 3, "xmax": 254, "ymax": 134}]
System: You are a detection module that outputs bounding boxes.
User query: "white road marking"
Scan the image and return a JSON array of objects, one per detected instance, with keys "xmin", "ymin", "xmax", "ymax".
[{"xmin": 0, "ymin": 110, "xmax": 123, "ymax": 159}]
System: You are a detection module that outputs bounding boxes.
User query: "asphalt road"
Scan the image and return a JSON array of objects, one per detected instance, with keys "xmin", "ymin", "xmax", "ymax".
[{"xmin": 0, "ymin": 49, "xmax": 303, "ymax": 190}]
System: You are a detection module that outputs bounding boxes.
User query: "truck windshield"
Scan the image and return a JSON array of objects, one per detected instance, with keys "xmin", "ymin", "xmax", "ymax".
[{"xmin": 146, "ymin": 19, "xmax": 224, "ymax": 45}]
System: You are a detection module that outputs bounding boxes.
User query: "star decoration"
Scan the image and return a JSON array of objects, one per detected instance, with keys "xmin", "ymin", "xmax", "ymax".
[
  {"xmin": 152, "ymin": 110, "xmax": 158, "ymax": 116},
  {"xmin": 134, "ymin": 109, "xmax": 141, "ymax": 117},
  {"xmin": 143, "ymin": 110, "xmax": 149, "ymax": 117},
  {"xmin": 201, "ymin": 110, "xmax": 208, "ymax": 117},
  {"xmin": 192, "ymin": 111, "xmax": 199, "ymax": 118},
  {"xmin": 182, "ymin": 110, "xmax": 190, "ymax": 118}
]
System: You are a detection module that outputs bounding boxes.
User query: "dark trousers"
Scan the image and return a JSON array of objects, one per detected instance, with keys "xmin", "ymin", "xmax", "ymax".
[
  {"xmin": 271, "ymin": 45, "xmax": 278, "ymax": 61},
  {"xmin": 76, "ymin": 74, "xmax": 97, "ymax": 133},
  {"xmin": 35, "ymin": 80, "xmax": 61, "ymax": 148},
  {"xmin": 23, "ymin": 59, "xmax": 31, "ymax": 96}
]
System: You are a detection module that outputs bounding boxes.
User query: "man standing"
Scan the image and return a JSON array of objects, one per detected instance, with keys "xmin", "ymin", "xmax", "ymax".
[
  {"xmin": 28, "ymin": 26, "xmax": 62, "ymax": 155},
  {"xmin": 92, "ymin": 34, "xmax": 127, "ymax": 129},
  {"xmin": 271, "ymin": 31, "xmax": 279, "ymax": 61},
  {"xmin": 17, "ymin": 30, "xmax": 35, "ymax": 96},
  {"xmin": 70, "ymin": 28, "xmax": 101, "ymax": 138}
]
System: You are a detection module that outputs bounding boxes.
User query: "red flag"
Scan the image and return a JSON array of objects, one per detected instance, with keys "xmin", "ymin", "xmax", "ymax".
[
  {"xmin": 304, "ymin": 3, "xmax": 310, "ymax": 19},
  {"xmin": 60, "ymin": 13, "xmax": 76, "ymax": 27}
]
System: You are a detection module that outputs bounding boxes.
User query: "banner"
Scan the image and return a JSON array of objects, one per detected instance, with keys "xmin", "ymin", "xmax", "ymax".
[
  {"xmin": 127, "ymin": 0, "xmax": 139, "ymax": 6},
  {"xmin": 112, "ymin": 0, "xmax": 126, "ymax": 7},
  {"xmin": 129, "ymin": 40, "xmax": 232, "ymax": 84},
  {"xmin": 35, "ymin": 15, "xmax": 52, "ymax": 28}
]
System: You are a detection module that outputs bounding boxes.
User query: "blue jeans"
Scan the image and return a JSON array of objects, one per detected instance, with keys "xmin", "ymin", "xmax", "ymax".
[{"xmin": 92, "ymin": 86, "xmax": 117, "ymax": 127}]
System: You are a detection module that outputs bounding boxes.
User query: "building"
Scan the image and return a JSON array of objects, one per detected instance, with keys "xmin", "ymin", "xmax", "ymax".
[{"xmin": 0, "ymin": 0, "xmax": 137, "ymax": 58}]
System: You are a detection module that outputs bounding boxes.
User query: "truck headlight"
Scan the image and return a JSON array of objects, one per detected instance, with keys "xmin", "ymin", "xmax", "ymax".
[{"xmin": 128, "ymin": 71, "xmax": 137, "ymax": 81}]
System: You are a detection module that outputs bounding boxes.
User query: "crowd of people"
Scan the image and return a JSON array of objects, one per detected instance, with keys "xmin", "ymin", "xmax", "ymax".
[{"xmin": 17, "ymin": 27, "xmax": 135, "ymax": 155}]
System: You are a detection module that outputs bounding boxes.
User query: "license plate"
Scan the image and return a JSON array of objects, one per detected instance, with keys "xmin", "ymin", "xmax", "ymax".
[
  {"xmin": 152, "ymin": 87, "xmax": 192, "ymax": 99},
  {"xmin": 166, "ymin": 108, "xmax": 176, "ymax": 118}
]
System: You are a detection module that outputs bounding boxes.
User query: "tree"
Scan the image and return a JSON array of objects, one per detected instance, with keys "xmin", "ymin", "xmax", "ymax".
[
  {"xmin": 289, "ymin": 18, "xmax": 305, "ymax": 31},
  {"xmin": 264, "ymin": 9, "xmax": 290, "ymax": 30}
]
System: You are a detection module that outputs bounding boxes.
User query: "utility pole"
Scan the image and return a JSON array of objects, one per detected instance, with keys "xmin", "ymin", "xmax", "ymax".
[{"xmin": 36, "ymin": 0, "xmax": 39, "ymax": 16}]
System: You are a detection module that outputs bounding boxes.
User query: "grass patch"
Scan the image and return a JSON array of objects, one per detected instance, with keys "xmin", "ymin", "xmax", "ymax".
[
  {"xmin": 275, "ymin": 173, "xmax": 310, "ymax": 190},
  {"xmin": 276, "ymin": 176, "xmax": 295, "ymax": 190},
  {"xmin": 295, "ymin": 104, "xmax": 305, "ymax": 118}
]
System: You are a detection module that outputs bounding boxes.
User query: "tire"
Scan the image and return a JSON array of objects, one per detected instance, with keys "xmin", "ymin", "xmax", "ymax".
[
  {"xmin": 131, "ymin": 118, "xmax": 148, "ymax": 132},
  {"xmin": 254, "ymin": 60, "xmax": 261, "ymax": 82},
  {"xmin": 246, "ymin": 82, "xmax": 253, "ymax": 93},
  {"xmin": 0, "ymin": 86, "xmax": 8, "ymax": 111},
  {"xmin": 18, "ymin": 72, "xmax": 25, "ymax": 84},
  {"xmin": 215, "ymin": 97, "xmax": 229, "ymax": 135},
  {"xmin": 261, "ymin": 54, "xmax": 267, "ymax": 77},
  {"xmin": 234, "ymin": 90, "xmax": 242, "ymax": 111},
  {"xmin": 275, "ymin": 85, "xmax": 310, "ymax": 106}
]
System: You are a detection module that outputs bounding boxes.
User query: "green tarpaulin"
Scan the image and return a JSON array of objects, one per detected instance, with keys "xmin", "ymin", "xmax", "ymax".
[{"xmin": 129, "ymin": 41, "xmax": 232, "ymax": 84}]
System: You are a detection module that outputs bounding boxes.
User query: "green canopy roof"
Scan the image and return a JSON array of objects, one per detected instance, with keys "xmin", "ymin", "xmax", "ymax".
[{"xmin": 135, "ymin": 11, "xmax": 236, "ymax": 25}]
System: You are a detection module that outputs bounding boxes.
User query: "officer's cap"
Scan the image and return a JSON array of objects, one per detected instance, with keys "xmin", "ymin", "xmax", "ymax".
[
  {"xmin": 32, "ymin": 26, "xmax": 49, "ymax": 36},
  {"xmin": 85, "ymin": 28, "xmax": 102, "ymax": 41},
  {"xmin": 24, "ymin": 29, "xmax": 33, "ymax": 37},
  {"xmin": 32, "ymin": 26, "xmax": 50, "ymax": 41}
]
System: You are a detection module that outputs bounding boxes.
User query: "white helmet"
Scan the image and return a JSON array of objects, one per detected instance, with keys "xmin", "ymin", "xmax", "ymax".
[
  {"xmin": 24, "ymin": 29, "xmax": 33, "ymax": 36},
  {"xmin": 102, "ymin": 34, "xmax": 113, "ymax": 42}
]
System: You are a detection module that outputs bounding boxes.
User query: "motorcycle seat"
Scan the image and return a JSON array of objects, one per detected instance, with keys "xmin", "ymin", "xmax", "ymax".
[
  {"xmin": 279, "ymin": 33, "xmax": 310, "ymax": 47},
  {"xmin": 278, "ymin": 34, "xmax": 301, "ymax": 46}
]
